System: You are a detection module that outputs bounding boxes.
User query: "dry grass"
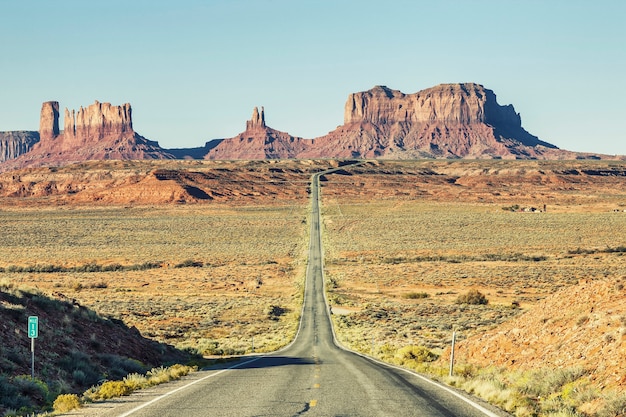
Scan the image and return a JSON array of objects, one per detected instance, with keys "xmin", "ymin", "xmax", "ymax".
[
  {"xmin": 0, "ymin": 204, "xmax": 309, "ymax": 354},
  {"xmin": 324, "ymin": 200, "xmax": 626, "ymax": 352}
]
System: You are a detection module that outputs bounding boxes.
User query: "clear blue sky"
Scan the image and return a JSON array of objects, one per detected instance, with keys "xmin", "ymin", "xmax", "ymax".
[{"xmin": 1, "ymin": 0, "xmax": 625, "ymax": 155}]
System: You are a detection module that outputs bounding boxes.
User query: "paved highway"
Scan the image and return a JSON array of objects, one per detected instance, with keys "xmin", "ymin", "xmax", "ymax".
[{"xmin": 76, "ymin": 169, "xmax": 505, "ymax": 417}]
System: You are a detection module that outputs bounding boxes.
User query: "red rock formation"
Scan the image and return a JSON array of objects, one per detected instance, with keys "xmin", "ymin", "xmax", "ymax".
[
  {"xmin": 246, "ymin": 106, "xmax": 266, "ymax": 130},
  {"xmin": 0, "ymin": 131, "xmax": 40, "ymax": 162},
  {"xmin": 206, "ymin": 83, "xmax": 568, "ymax": 160},
  {"xmin": 0, "ymin": 100, "xmax": 173, "ymax": 172},
  {"xmin": 39, "ymin": 101, "xmax": 60, "ymax": 141},
  {"xmin": 205, "ymin": 107, "xmax": 309, "ymax": 160},
  {"xmin": 331, "ymin": 83, "xmax": 557, "ymax": 159}
]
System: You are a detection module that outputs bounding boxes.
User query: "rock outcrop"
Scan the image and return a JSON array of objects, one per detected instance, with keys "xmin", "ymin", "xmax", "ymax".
[
  {"xmin": 246, "ymin": 106, "xmax": 266, "ymax": 130},
  {"xmin": 39, "ymin": 101, "xmax": 60, "ymax": 141},
  {"xmin": 205, "ymin": 107, "xmax": 309, "ymax": 160},
  {"xmin": 65, "ymin": 101, "xmax": 133, "ymax": 142},
  {"xmin": 1, "ymin": 101, "xmax": 174, "ymax": 171},
  {"xmin": 0, "ymin": 131, "xmax": 40, "ymax": 162},
  {"xmin": 206, "ymin": 83, "xmax": 573, "ymax": 160},
  {"xmin": 1, "ymin": 83, "xmax": 620, "ymax": 171},
  {"xmin": 331, "ymin": 83, "xmax": 557, "ymax": 158}
]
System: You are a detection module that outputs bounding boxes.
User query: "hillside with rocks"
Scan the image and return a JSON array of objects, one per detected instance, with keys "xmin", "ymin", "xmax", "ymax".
[
  {"xmin": 455, "ymin": 277, "xmax": 626, "ymax": 390},
  {"xmin": 0, "ymin": 283, "xmax": 190, "ymax": 413}
]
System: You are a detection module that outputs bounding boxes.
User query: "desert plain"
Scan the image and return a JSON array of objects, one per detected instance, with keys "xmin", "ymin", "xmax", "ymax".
[{"xmin": 1, "ymin": 158, "xmax": 625, "ymax": 415}]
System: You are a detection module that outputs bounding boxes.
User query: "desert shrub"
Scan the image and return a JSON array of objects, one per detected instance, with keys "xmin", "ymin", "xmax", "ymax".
[
  {"xmin": 93, "ymin": 380, "xmax": 132, "ymax": 399},
  {"xmin": 57, "ymin": 350, "xmax": 102, "ymax": 387},
  {"xmin": 0, "ymin": 375, "xmax": 52, "ymax": 413},
  {"xmin": 403, "ymin": 292, "xmax": 429, "ymax": 299},
  {"xmin": 102, "ymin": 263, "xmax": 124, "ymax": 272},
  {"xmin": 145, "ymin": 364, "xmax": 195, "ymax": 386},
  {"xmin": 514, "ymin": 367, "xmax": 587, "ymax": 399},
  {"xmin": 266, "ymin": 304, "xmax": 287, "ymax": 320},
  {"xmin": 455, "ymin": 289, "xmax": 488, "ymax": 305},
  {"xmin": 123, "ymin": 373, "xmax": 149, "ymax": 390},
  {"xmin": 0, "ymin": 375, "xmax": 21, "ymax": 410},
  {"xmin": 53, "ymin": 393, "xmax": 82, "ymax": 412},
  {"xmin": 97, "ymin": 354, "xmax": 146, "ymax": 381},
  {"xmin": 598, "ymin": 392, "xmax": 626, "ymax": 417},
  {"xmin": 174, "ymin": 259, "xmax": 204, "ymax": 268},
  {"xmin": 394, "ymin": 345, "xmax": 439, "ymax": 366},
  {"xmin": 12, "ymin": 375, "xmax": 50, "ymax": 404}
]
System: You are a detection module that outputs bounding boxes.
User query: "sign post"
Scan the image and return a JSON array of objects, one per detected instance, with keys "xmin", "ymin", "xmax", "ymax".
[
  {"xmin": 449, "ymin": 328, "xmax": 457, "ymax": 377},
  {"xmin": 28, "ymin": 316, "xmax": 38, "ymax": 378}
]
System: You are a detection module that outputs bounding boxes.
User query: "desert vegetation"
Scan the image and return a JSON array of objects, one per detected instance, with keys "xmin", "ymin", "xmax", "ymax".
[
  {"xmin": 0, "ymin": 204, "xmax": 309, "ymax": 356},
  {"xmin": 2, "ymin": 159, "xmax": 626, "ymax": 416},
  {"xmin": 0, "ymin": 280, "xmax": 195, "ymax": 416},
  {"xmin": 0, "ymin": 201, "xmax": 309, "ymax": 416},
  {"xmin": 320, "ymin": 163, "xmax": 626, "ymax": 417}
]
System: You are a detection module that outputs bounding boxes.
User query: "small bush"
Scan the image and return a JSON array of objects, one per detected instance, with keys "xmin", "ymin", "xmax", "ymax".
[
  {"xmin": 123, "ymin": 373, "xmax": 149, "ymax": 391},
  {"xmin": 53, "ymin": 393, "xmax": 82, "ymax": 412},
  {"xmin": 93, "ymin": 380, "xmax": 132, "ymax": 399},
  {"xmin": 598, "ymin": 393, "xmax": 626, "ymax": 417},
  {"xmin": 266, "ymin": 304, "xmax": 287, "ymax": 320},
  {"xmin": 395, "ymin": 345, "xmax": 439, "ymax": 363},
  {"xmin": 455, "ymin": 289, "xmax": 489, "ymax": 305},
  {"xmin": 403, "ymin": 292, "xmax": 430, "ymax": 299},
  {"xmin": 174, "ymin": 259, "xmax": 204, "ymax": 268}
]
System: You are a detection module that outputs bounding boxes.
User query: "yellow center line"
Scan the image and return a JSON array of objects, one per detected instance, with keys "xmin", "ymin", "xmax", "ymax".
[
  {"xmin": 313, "ymin": 383, "xmax": 320, "ymax": 388},
  {"xmin": 310, "ymin": 399, "xmax": 317, "ymax": 407}
]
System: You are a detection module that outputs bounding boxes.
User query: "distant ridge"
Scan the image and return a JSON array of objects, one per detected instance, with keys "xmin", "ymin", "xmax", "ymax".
[{"xmin": 1, "ymin": 84, "xmax": 622, "ymax": 171}]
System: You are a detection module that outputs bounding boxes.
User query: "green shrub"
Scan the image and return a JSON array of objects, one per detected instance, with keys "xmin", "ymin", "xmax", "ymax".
[
  {"xmin": 53, "ymin": 393, "xmax": 82, "ymax": 412},
  {"xmin": 455, "ymin": 289, "xmax": 489, "ymax": 305}
]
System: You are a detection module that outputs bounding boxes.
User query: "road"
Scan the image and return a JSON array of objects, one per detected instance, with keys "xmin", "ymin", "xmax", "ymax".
[{"xmin": 73, "ymin": 169, "xmax": 506, "ymax": 417}]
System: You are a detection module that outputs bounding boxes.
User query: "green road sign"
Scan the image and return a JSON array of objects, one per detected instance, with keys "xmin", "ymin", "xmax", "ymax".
[{"xmin": 28, "ymin": 316, "xmax": 38, "ymax": 338}]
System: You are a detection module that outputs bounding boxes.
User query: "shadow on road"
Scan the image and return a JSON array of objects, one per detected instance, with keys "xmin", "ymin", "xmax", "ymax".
[{"xmin": 206, "ymin": 356, "xmax": 315, "ymax": 371}]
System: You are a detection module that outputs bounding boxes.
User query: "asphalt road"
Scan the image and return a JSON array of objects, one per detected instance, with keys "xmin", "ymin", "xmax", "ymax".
[{"xmin": 74, "ymin": 169, "xmax": 506, "ymax": 417}]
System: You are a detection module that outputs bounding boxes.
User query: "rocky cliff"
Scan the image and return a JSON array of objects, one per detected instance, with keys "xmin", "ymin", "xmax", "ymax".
[
  {"xmin": 39, "ymin": 101, "xmax": 60, "ymax": 141},
  {"xmin": 1, "ymin": 100, "xmax": 174, "ymax": 171},
  {"xmin": 0, "ymin": 131, "xmax": 39, "ymax": 162},
  {"xmin": 1, "ymin": 84, "xmax": 619, "ymax": 171},
  {"xmin": 332, "ymin": 83, "xmax": 557, "ymax": 158},
  {"xmin": 206, "ymin": 83, "xmax": 571, "ymax": 160}
]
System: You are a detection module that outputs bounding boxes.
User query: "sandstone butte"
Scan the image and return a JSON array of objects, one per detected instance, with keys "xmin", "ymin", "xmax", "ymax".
[
  {"xmin": 1, "ymin": 83, "xmax": 623, "ymax": 171},
  {"xmin": 1, "ymin": 100, "xmax": 175, "ymax": 172}
]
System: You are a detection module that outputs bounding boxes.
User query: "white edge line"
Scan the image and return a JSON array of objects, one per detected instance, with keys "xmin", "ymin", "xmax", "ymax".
[{"xmin": 117, "ymin": 356, "xmax": 264, "ymax": 417}]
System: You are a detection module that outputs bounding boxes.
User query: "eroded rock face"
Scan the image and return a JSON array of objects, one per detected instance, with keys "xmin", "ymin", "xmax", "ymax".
[
  {"xmin": 344, "ymin": 83, "xmax": 517, "ymax": 125},
  {"xmin": 207, "ymin": 84, "xmax": 561, "ymax": 160},
  {"xmin": 205, "ymin": 107, "xmax": 308, "ymax": 160},
  {"xmin": 318, "ymin": 83, "xmax": 558, "ymax": 159},
  {"xmin": 39, "ymin": 101, "xmax": 60, "ymax": 141},
  {"xmin": 0, "ymin": 131, "xmax": 40, "ymax": 162},
  {"xmin": 246, "ymin": 106, "xmax": 266, "ymax": 130},
  {"xmin": 0, "ymin": 100, "xmax": 173, "ymax": 172}
]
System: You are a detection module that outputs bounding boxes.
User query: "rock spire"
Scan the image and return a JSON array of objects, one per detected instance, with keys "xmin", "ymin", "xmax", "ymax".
[
  {"xmin": 39, "ymin": 101, "xmax": 60, "ymax": 141},
  {"xmin": 246, "ymin": 106, "xmax": 266, "ymax": 130}
]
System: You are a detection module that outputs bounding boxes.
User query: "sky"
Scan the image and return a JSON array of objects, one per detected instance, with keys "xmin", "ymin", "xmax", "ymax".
[{"xmin": 1, "ymin": 0, "xmax": 625, "ymax": 155}]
